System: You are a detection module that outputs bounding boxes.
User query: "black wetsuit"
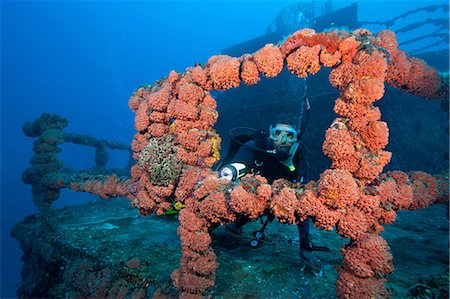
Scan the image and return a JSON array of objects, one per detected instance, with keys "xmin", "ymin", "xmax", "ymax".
[
  {"xmin": 232, "ymin": 137, "xmax": 308, "ymax": 184},
  {"xmin": 229, "ymin": 135, "xmax": 311, "ymax": 239}
]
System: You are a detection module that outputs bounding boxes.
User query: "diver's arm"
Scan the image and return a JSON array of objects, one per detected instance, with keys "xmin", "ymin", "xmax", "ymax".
[{"xmin": 218, "ymin": 140, "xmax": 256, "ymax": 181}]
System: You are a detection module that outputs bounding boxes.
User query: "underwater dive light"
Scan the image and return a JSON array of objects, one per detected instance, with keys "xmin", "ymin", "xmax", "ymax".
[{"xmin": 218, "ymin": 163, "xmax": 248, "ymax": 181}]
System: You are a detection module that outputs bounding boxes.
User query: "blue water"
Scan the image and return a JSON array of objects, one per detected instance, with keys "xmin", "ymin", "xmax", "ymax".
[{"xmin": 1, "ymin": 1, "xmax": 448, "ymax": 297}]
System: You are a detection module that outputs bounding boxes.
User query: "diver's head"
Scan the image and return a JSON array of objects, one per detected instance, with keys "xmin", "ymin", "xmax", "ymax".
[{"xmin": 269, "ymin": 113, "xmax": 300, "ymax": 148}]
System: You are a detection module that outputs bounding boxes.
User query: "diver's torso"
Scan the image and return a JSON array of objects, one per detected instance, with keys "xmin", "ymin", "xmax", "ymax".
[{"xmin": 234, "ymin": 137, "xmax": 301, "ymax": 183}]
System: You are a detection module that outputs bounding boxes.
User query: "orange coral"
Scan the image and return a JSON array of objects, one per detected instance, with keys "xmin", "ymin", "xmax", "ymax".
[
  {"xmin": 179, "ymin": 248, "xmax": 217, "ymax": 276},
  {"xmin": 356, "ymin": 194, "xmax": 381, "ymax": 214},
  {"xmin": 375, "ymin": 30, "xmax": 398, "ymax": 54},
  {"xmin": 286, "ymin": 45, "xmax": 322, "ymax": 78},
  {"xmin": 167, "ymin": 70, "xmax": 181, "ymax": 84},
  {"xmin": 329, "ymin": 50, "xmax": 387, "ymax": 93},
  {"xmin": 198, "ymin": 191, "xmax": 236, "ymax": 224},
  {"xmin": 192, "ymin": 175, "xmax": 220, "ymax": 199},
  {"xmin": 168, "ymin": 100, "xmax": 199, "ymax": 121},
  {"xmin": 378, "ymin": 178, "xmax": 413, "ymax": 209},
  {"xmin": 322, "ymin": 127, "xmax": 360, "ymax": 173},
  {"xmin": 120, "ymin": 28, "xmax": 448, "ymax": 299},
  {"xmin": 175, "ymin": 167, "xmax": 208, "ymax": 201},
  {"xmin": 317, "ymin": 169, "xmax": 360, "ymax": 209},
  {"xmin": 171, "ymin": 269, "xmax": 215, "ymax": 296},
  {"xmin": 341, "ymin": 234, "xmax": 393, "ymax": 277},
  {"xmin": 128, "ymin": 87, "xmax": 147, "ymax": 112},
  {"xmin": 355, "ymin": 153, "xmax": 390, "ymax": 181},
  {"xmin": 147, "ymin": 123, "xmax": 166, "ymax": 137},
  {"xmin": 177, "ymin": 82, "xmax": 205, "ymax": 105},
  {"xmin": 270, "ymin": 187, "xmax": 299, "ymax": 224},
  {"xmin": 408, "ymin": 171, "xmax": 439, "ymax": 209},
  {"xmin": 313, "ymin": 204, "xmax": 342, "ymax": 231},
  {"xmin": 190, "ymin": 65, "xmax": 211, "ymax": 90},
  {"xmin": 375, "ymin": 30, "xmax": 443, "ymax": 98},
  {"xmin": 207, "ymin": 55, "xmax": 241, "ymax": 90},
  {"xmin": 178, "ymin": 226, "xmax": 212, "ymax": 253},
  {"xmin": 72, "ymin": 175, "xmax": 131, "ymax": 199},
  {"xmin": 310, "ymin": 32, "xmax": 341, "ymax": 52},
  {"xmin": 136, "ymin": 189, "xmax": 155, "ymax": 211},
  {"xmin": 201, "ymin": 94, "xmax": 217, "ymax": 110},
  {"xmin": 134, "ymin": 101, "xmax": 150, "ymax": 132},
  {"xmin": 336, "ymin": 268, "xmax": 389, "ymax": 299},
  {"xmin": 131, "ymin": 132, "xmax": 148, "ymax": 156},
  {"xmin": 297, "ymin": 189, "xmax": 320, "ymax": 221},
  {"xmin": 329, "ymin": 62, "xmax": 358, "ymax": 89},
  {"xmin": 336, "ymin": 208, "xmax": 370, "ymax": 240},
  {"xmin": 149, "ymin": 111, "xmax": 168, "ymax": 123},
  {"xmin": 176, "ymin": 147, "xmax": 199, "ymax": 166},
  {"xmin": 256, "ymin": 183, "xmax": 272, "ymax": 200},
  {"xmin": 130, "ymin": 164, "xmax": 142, "ymax": 181},
  {"xmin": 252, "ymin": 44, "xmax": 284, "ymax": 78},
  {"xmin": 338, "ymin": 36, "xmax": 361, "ymax": 63},
  {"xmin": 280, "ymin": 28, "xmax": 316, "ymax": 55},
  {"xmin": 240, "ymin": 58, "xmax": 261, "ymax": 85},
  {"xmin": 137, "ymin": 180, "xmax": 174, "ymax": 215},
  {"xmin": 196, "ymin": 140, "xmax": 213, "ymax": 158},
  {"xmin": 335, "ymin": 99, "xmax": 381, "ymax": 125},
  {"xmin": 320, "ymin": 49, "xmax": 341, "ymax": 67},
  {"xmin": 178, "ymin": 209, "xmax": 208, "ymax": 232},
  {"xmin": 148, "ymin": 83, "xmax": 171, "ymax": 111},
  {"xmin": 170, "ymin": 119, "xmax": 199, "ymax": 134},
  {"xmin": 230, "ymin": 184, "xmax": 267, "ymax": 219},
  {"xmin": 172, "ymin": 207, "xmax": 217, "ymax": 297},
  {"xmin": 360, "ymin": 121, "xmax": 389, "ymax": 152},
  {"xmin": 341, "ymin": 78, "xmax": 385, "ymax": 104},
  {"xmin": 354, "ymin": 50, "xmax": 388, "ymax": 80},
  {"xmin": 406, "ymin": 58, "xmax": 441, "ymax": 98},
  {"xmin": 176, "ymin": 130, "xmax": 206, "ymax": 151},
  {"xmin": 198, "ymin": 107, "xmax": 218, "ymax": 130}
]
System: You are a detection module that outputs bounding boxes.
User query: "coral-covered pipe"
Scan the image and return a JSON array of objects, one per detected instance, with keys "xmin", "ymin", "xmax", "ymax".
[{"xmin": 123, "ymin": 28, "xmax": 448, "ymax": 298}]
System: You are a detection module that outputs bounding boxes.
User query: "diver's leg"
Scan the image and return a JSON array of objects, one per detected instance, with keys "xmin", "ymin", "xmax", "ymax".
[
  {"xmin": 208, "ymin": 223, "xmax": 220, "ymax": 233},
  {"xmin": 226, "ymin": 216, "xmax": 250, "ymax": 235},
  {"xmin": 298, "ymin": 218, "xmax": 310, "ymax": 242},
  {"xmin": 298, "ymin": 219, "xmax": 321, "ymax": 268}
]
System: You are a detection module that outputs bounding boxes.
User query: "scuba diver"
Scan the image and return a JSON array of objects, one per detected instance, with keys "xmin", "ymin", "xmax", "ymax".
[{"xmin": 216, "ymin": 96, "xmax": 328, "ymax": 270}]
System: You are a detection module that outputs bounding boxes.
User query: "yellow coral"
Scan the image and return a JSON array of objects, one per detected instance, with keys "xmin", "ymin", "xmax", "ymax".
[{"xmin": 210, "ymin": 132, "xmax": 222, "ymax": 163}]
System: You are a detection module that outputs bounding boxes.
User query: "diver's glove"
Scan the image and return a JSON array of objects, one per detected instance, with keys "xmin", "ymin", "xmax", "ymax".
[{"xmin": 275, "ymin": 147, "xmax": 290, "ymax": 161}]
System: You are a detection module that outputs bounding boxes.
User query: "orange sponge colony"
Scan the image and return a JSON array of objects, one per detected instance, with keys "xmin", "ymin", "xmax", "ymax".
[
  {"xmin": 375, "ymin": 30, "xmax": 444, "ymax": 99},
  {"xmin": 286, "ymin": 45, "xmax": 322, "ymax": 77},
  {"xmin": 124, "ymin": 28, "xmax": 448, "ymax": 299},
  {"xmin": 253, "ymin": 44, "xmax": 284, "ymax": 78},
  {"xmin": 337, "ymin": 234, "xmax": 393, "ymax": 299},
  {"xmin": 336, "ymin": 267, "xmax": 389, "ymax": 299},
  {"xmin": 172, "ymin": 206, "xmax": 216, "ymax": 297},
  {"xmin": 341, "ymin": 234, "xmax": 394, "ymax": 278},
  {"xmin": 207, "ymin": 55, "xmax": 241, "ymax": 90},
  {"xmin": 325, "ymin": 48, "xmax": 392, "ymax": 182},
  {"xmin": 317, "ymin": 169, "xmax": 360, "ymax": 210},
  {"xmin": 240, "ymin": 57, "xmax": 261, "ymax": 85}
]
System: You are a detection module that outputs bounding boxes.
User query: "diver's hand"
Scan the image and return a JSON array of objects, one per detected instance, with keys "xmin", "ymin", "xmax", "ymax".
[{"xmin": 275, "ymin": 147, "xmax": 290, "ymax": 161}]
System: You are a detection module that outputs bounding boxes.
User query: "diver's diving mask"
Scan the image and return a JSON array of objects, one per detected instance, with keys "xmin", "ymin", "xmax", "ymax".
[{"xmin": 269, "ymin": 124, "xmax": 299, "ymax": 144}]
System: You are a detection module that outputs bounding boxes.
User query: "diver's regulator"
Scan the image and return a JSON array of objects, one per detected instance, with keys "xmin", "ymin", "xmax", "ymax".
[{"xmin": 218, "ymin": 163, "xmax": 248, "ymax": 181}]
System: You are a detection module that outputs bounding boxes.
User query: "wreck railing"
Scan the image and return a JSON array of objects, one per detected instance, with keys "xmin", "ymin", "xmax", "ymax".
[{"xmin": 22, "ymin": 113, "xmax": 133, "ymax": 212}]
